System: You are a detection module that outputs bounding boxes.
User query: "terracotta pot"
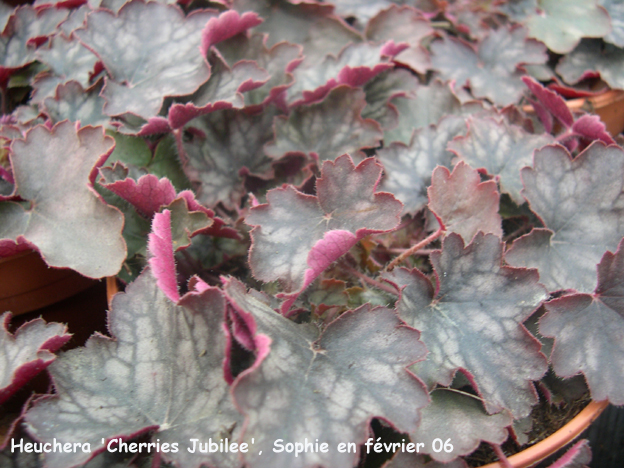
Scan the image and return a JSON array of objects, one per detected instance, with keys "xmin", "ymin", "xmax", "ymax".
[
  {"xmin": 480, "ymin": 400, "xmax": 609, "ymax": 468},
  {"xmin": 0, "ymin": 250, "xmax": 95, "ymax": 316}
]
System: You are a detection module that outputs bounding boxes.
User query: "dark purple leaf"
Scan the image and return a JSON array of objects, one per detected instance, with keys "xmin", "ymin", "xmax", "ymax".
[
  {"xmin": 522, "ymin": 76, "xmax": 574, "ymax": 130},
  {"xmin": 570, "ymin": 114, "xmax": 615, "ymax": 145},
  {"xmin": 199, "ymin": 10, "xmax": 262, "ymax": 56},
  {"xmin": 448, "ymin": 116, "xmax": 555, "ymax": 204},
  {"xmin": 383, "ymin": 233, "xmax": 548, "ymax": 418},
  {"xmin": 181, "ymin": 108, "xmax": 275, "ymax": 210},
  {"xmin": 75, "ymin": 0, "xmax": 216, "ymax": 119},
  {"xmin": 247, "ymin": 154, "xmax": 402, "ymax": 312},
  {"xmin": 265, "ymin": 86, "xmax": 383, "ymax": 163},
  {"xmin": 100, "ymin": 172, "xmax": 177, "ymax": 218},
  {"xmin": 506, "ymin": 142, "xmax": 624, "ymax": 293},
  {"xmin": 378, "ymin": 115, "xmax": 468, "ymax": 214},
  {"xmin": 25, "ymin": 269, "xmax": 243, "ymax": 468},
  {"xmin": 408, "ymin": 390, "xmax": 511, "ymax": 462},
  {"xmin": 430, "ymin": 27, "xmax": 546, "ymax": 106},
  {"xmin": 224, "ymin": 277, "xmax": 429, "ymax": 468},
  {"xmin": 539, "ymin": 240, "xmax": 624, "ymax": 404},
  {"xmin": 0, "ymin": 122, "xmax": 125, "ymax": 277},
  {"xmin": 428, "ymin": 161, "xmax": 502, "ymax": 242},
  {"xmin": 0, "ymin": 313, "xmax": 70, "ymax": 405}
]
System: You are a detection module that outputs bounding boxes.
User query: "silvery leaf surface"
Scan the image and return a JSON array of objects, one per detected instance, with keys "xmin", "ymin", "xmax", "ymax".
[{"xmin": 384, "ymin": 233, "xmax": 548, "ymax": 418}]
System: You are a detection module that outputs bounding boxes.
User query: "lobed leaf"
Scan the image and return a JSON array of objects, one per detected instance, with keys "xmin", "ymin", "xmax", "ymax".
[
  {"xmin": 408, "ymin": 390, "xmax": 511, "ymax": 462},
  {"xmin": 43, "ymin": 81, "xmax": 108, "ymax": 128},
  {"xmin": 539, "ymin": 240, "xmax": 624, "ymax": 404},
  {"xmin": 384, "ymin": 233, "xmax": 548, "ymax": 418},
  {"xmin": 522, "ymin": 0, "xmax": 611, "ymax": 54},
  {"xmin": 247, "ymin": 154, "xmax": 401, "ymax": 312},
  {"xmin": 265, "ymin": 86, "xmax": 383, "ymax": 163},
  {"xmin": 25, "ymin": 269, "xmax": 243, "ymax": 468},
  {"xmin": 181, "ymin": 108, "xmax": 276, "ymax": 210},
  {"xmin": 100, "ymin": 172, "xmax": 177, "ymax": 218},
  {"xmin": 0, "ymin": 313, "xmax": 70, "ymax": 405},
  {"xmin": 224, "ymin": 277, "xmax": 429, "ymax": 468},
  {"xmin": 0, "ymin": 122, "xmax": 125, "ymax": 277},
  {"xmin": 428, "ymin": 161, "xmax": 502, "ymax": 242},
  {"xmin": 430, "ymin": 27, "xmax": 546, "ymax": 106},
  {"xmin": 75, "ymin": 0, "xmax": 215, "ymax": 119},
  {"xmin": 600, "ymin": 0, "xmax": 624, "ymax": 47},
  {"xmin": 556, "ymin": 39, "xmax": 624, "ymax": 91},
  {"xmin": 505, "ymin": 142, "xmax": 624, "ymax": 293},
  {"xmin": 378, "ymin": 115, "xmax": 468, "ymax": 214},
  {"xmin": 448, "ymin": 116, "xmax": 555, "ymax": 204}
]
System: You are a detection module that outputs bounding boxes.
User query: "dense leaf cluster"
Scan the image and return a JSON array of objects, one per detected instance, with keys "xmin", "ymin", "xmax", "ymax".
[{"xmin": 1, "ymin": 1, "xmax": 623, "ymax": 467}]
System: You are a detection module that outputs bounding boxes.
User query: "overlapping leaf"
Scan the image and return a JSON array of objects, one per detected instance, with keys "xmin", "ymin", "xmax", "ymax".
[
  {"xmin": 0, "ymin": 313, "xmax": 70, "ymax": 405},
  {"xmin": 366, "ymin": 5, "xmax": 434, "ymax": 73},
  {"xmin": 43, "ymin": 81, "xmax": 109, "ymax": 128},
  {"xmin": 378, "ymin": 115, "xmax": 468, "ymax": 214},
  {"xmin": 383, "ymin": 233, "xmax": 548, "ymax": 418},
  {"xmin": 539, "ymin": 240, "xmax": 624, "ymax": 404},
  {"xmin": 224, "ymin": 277, "xmax": 428, "ymax": 468},
  {"xmin": 217, "ymin": 33, "xmax": 303, "ymax": 108},
  {"xmin": 265, "ymin": 86, "xmax": 383, "ymax": 163},
  {"xmin": 556, "ymin": 39, "xmax": 624, "ymax": 91},
  {"xmin": 430, "ymin": 27, "xmax": 546, "ymax": 106},
  {"xmin": 247, "ymin": 154, "xmax": 402, "ymax": 312},
  {"xmin": 32, "ymin": 36, "xmax": 98, "ymax": 103},
  {"xmin": 0, "ymin": 6, "xmax": 68, "ymax": 82},
  {"xmin": 181, "ymin": 108, "xmax": 276, "ymax": 210},
  {"xmin": 361, "ymin": 68, "xmax": 420, "ymax": 130},
  {"xmin": 448, "ymin": 116, "xmax": 555, "ymax": 204},
  {"xmin": 0, "ymin": 122, "xmax": 125, "ymax": 277},
  {"xmin": 25, "ymin": 269, "xmax": 243, "ymax": 468},
  {"xmin": 505, "ymin": 142, "xmax": 624, "ymax": 293},
  {"xmin": 75, "ymin": 0, "xmax": 216, "ymax": 119},
  {"xmin": 286, "ymin": 41, "xmax": 399, "ymax": 106},
  {"xmin": 428, "ymin": 161, "xmax": 502, "ymax": 242},
  {"xmin": 546, "ymin": 439, "xmax": 592, "ymax": 468},
  {"xmin": 505, "ymin": 0, "xmax": 611, "ymax": 54},
  {"xmin": 408, "ymin": 390, "xmax": 511, "ymax": 462},
  {"xmin": 231, "ymin": 0, "xmax": 361, "ymax": 66}
]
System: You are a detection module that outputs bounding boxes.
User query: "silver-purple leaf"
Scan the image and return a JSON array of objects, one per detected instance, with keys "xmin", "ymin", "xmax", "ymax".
[
  {"xmin": 247, "ymin": 154, "xmax": 402, "ymax": 312},
  {"xmin": 600, "ymin": 0, "xmax": 624, "ymax": 47},
  {"xmin": 409, "ymin": 390, "xmax": 511, "ymax": 462},
  {"xmin": 428, "ymin": 161, "xmax": 502, "ymax": 242},
  {"xmin": 25, "ymin": 270, "xmax": 243, "ymax": 468},
  {"xmin": 32, "ymin": 35, "xmax": 98, "ymax": 103},
  {"xmin": 224, "ymin": 277, "xmax": 428, "ymax": 468},
  {"xmin": 0, "ymin": 313, "xmax": 70, "ymax": 405},
  {"xmin": 430, "ymin": 27, "xmax": 546, "ymax": 106},
  {"xmin": 539, "ymin": 240, "xmax": 624, "ymax": 405},
  {"xmin": 556, "ymin": 39, "xmax": 624, "ymax": 91},
  {"xmin": 448, "ymin": 116, "xmax": 555, "ymax": 205},
  {"xmin": 384, "ymin": 233, "xmax": 548, "ymax": 418},
  {"xmin": 181, "ymin": 108, "xmax": 276, "ymax": 209},
  {"xmin": 43, "ymin": 81, "xmax": 109, "ymax": 128},
  {"xmin": 0, "ymin": 122, "xmax": 125, "ymax": 277},
  {"xmin": 378, "ymin": 115, "xmax": 468, "ymax": 214},
  {"xmin": 75, "ymin": 0, "xmax": 215, "ymax": 119},
  {"xmin": 506, "ymin": 142, "xmax": 624, "ymax": 293},
  {"xmin": 265, "ymin": 86, "xmax": 383, "ymax": 163},
  {"xmin": 217, "ymin": 33, "xmax": 303, "ymax": 108}
]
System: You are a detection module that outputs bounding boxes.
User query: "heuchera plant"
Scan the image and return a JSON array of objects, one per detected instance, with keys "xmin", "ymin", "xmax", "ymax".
[{"xmin": 1, "ymin": 0, "xmax": 624, "ymax": 467}]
